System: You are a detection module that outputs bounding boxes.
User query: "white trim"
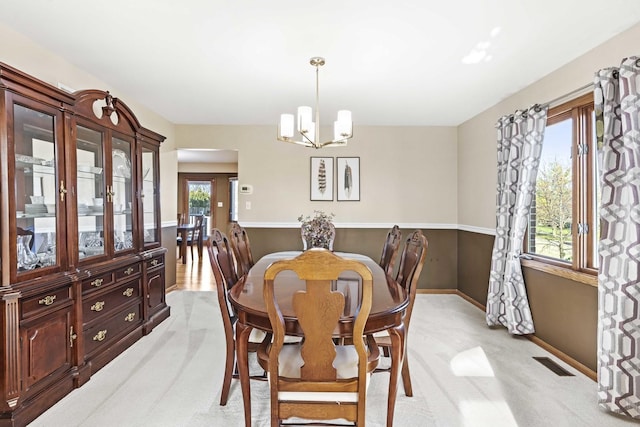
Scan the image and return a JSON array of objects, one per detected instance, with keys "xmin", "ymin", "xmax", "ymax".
[
  {"xmin": 161, "ymin": 220, "xmax": 495, "ymax": 235},
  {"xmin": 238, "ymin": 222, "xmax": 460, "ymax": 229},
  {"xmin": 458, "ymin": 224, "xmax": 495, "ymax": 236},
  {"xmin": 234, "ymin": 222, "xmax": 495, "ymax": 235}
]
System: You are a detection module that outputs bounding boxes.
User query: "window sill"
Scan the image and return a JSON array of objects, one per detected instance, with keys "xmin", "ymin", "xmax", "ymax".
[{"xmin": 521, "ymin": 259, "xmax": 597, "ymax": 287}]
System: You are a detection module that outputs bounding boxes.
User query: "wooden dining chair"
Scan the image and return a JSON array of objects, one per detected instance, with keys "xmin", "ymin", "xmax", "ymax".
[
  {"xmin": 229, "ymin": 222, "xmax": 254, "ymax": 276},
  {"xmin": 379, "ymin": 225, "xmax": 402, "ymax": 275},
  {"xmin": 257, "ymin": 248, "xmax": 379, "ymax": 426},
  {"xmin": 373, "ymin": 229, "xmax": 427, "ymax": 397},
  {"xmin": 185, "ymin": 215, "xmax": 204, "ymax": 261},
  {"xmin": 176, "ymin": 213, "xmax": 189, "ymax": 259},
  {"xmin": 177, "ymin": 212, "xmax": 186, "ymax": 225},
  {"xmin": 206, "ymin": 230, "xmax": 266, "ymax": 406}
]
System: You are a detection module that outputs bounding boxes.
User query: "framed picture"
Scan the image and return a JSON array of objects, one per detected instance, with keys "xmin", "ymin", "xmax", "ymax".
[
  {"xmin": 336, "ymin": 157, "xmax": 360, "ymax": 201},
  {"xmin": 310, "ymin": 157, "xmax": 334, "ymax": 201},
  {"xmin": 333, "ymin": 277, "xmax": 362, "ymax": 316}
]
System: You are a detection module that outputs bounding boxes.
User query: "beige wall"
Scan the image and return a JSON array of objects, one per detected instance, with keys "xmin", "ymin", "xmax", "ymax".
[
  {"xmin": 457, "ymin": 22, "xmax": 640, "ymax": 230},
  {"xmin": 176, "ymin": 125, "xmax": 458, "ymax": 226},
  {"xmin": 178, "ymin": 162, "xmax": 237, "ymax": 173},
  {"xmin": 0, "ymin": 23, "xmax": 178, "ymax": 227}
]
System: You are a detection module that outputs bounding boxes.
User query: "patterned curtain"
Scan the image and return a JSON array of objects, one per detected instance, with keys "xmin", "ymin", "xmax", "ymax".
[
  {"xmin": 486, "ymin": 105, "xmax": 548, "ymax": 335},
  {"xmin": 594, "ymin": 56, "xmax": 640, "ymax": 419}
]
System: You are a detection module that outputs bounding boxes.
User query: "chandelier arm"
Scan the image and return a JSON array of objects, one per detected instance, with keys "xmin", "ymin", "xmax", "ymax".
[{"xmin": 300, "ymin": 130, "xmax": 315, "ymax": 145}]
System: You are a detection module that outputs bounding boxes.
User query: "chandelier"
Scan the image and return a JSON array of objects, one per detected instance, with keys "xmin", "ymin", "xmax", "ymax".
[{"xmin": 277, "ymin": 57, "xmax": 353, "ymax": 149}]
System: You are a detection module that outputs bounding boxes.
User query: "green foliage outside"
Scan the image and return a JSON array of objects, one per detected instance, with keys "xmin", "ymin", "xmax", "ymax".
[
  {"xmin": 189, "ymin": 187, "xmax": 210, "ymax": 208},
  {"xmin": 533, "ymin": 160, "xmax": 572, "ymax": 260}
]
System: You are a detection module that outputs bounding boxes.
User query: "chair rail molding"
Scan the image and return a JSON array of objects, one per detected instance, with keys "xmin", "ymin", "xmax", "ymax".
[{"xmin": 238, "ymin": 222, "xmax": 493, "ymax": 234}]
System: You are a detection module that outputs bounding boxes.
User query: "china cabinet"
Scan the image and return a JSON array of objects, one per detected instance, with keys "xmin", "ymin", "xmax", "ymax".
[{"xmin": 0, "ymin": 62, "xmax": 169, "ymax": 426}]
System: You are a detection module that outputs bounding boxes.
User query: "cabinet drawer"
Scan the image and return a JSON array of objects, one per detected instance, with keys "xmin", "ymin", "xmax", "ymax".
[
  {"xmin": 22, "ymin": 287, "xmax": 72, "ymax": 319},
  {"xmin": 82, "ymin": 280, "xmax": 141, "ymax": 324},
  {"xmin": 115, "ymin": 263, "xmax": 140, "ymax": 281},
  {"xmin": 83, "ymin": 302, "xmax": 142, "ymax": 357},
  {"xmin": 82, "ymin": 272, "xmax": 115, "ymax": 294},
  {"xmin": 146, "ymin": 254, "xmax": 164, "ymax": 270}
]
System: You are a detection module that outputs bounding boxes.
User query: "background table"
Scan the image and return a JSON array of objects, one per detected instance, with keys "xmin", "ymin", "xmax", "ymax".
[{"xmin": 176, "ymin": 223, "xmax": 196, "ymax": 264}]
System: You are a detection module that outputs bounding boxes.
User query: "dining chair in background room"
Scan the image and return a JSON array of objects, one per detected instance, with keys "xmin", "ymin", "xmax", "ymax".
[
  {"xmin": 379, "ymin": 225, "xmax": 402, "ymax": 275},
  {"xmin": 257, "ymin": 248, "xmax": 379, "ymax": 426},
  {"xmin": 206, "ymin": 230, "xmax": 266, "ymax": 406},
  {"xmin": 177, "ymin": 212, "xmax": 186, "ymax": 225},
  {"xmin": 301, "ymin": 221, "xmax": 336, "ymax": 250},
  {"xmin": 186, "ymin": 214, "xmax": 204, "ymax": 262},
  {"xmin": 372, "ymin": 229, "xmax": 427, "ymax": 397},
  {"xmin": 176, "ymin": 213, "xmax": 187, "ymax": 259},
  {"xmin": 229, "ymin": 222, "xmax": 254, "ymax": 276}
]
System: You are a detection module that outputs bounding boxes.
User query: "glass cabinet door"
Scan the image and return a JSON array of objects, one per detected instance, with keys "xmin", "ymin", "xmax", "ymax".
[
  {"xmin": 13, "ymin": 103, "xmax": 59, "ymax": 273},
  {"xmin": 76, "ymin": 125, "xmax": 105, "ymax": 260},
  {"xmin": 141, "ymin": 146, "xmax": 158, "ymax": 245},
  {"xmin": 111, "ymin": 136, "xmax": 134, "ymax": 252}
]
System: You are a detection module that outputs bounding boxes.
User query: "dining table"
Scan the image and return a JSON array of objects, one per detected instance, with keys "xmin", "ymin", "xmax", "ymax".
[{"xmin": 229, "ymin": 251, "xmax": 409, "ymax": 427}]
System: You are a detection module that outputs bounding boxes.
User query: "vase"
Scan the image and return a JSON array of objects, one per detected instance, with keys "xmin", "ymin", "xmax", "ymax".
[{"xmin": 17, "ymin": 234, "xmax": 38, "ymax": 271}]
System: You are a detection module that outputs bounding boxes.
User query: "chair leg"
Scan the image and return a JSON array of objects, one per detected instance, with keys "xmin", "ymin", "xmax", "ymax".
[
  {"xmin": 219, "ymin": 340, "xmax": 236, "ymax": 405},
  {"xmin": 382, "ymin": 345, "xmax": 390, "ymax": 357},
  {"xmin": 401, "ymin": 354, "xmax": 413, "ymax": 397}
]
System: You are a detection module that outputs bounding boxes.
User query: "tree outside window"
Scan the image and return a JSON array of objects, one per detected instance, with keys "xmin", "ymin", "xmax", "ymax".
[{"xmin": 188, "ymin": 184, "xmax": 211, "ymax": 216}]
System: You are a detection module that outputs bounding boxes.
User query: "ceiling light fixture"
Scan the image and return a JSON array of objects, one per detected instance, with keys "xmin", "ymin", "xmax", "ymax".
[{"xmin": 277, "ymin": 57, "xmax": 353, "ymax": 149}]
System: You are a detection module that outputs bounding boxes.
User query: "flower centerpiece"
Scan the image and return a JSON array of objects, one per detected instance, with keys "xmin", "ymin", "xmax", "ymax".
[{"xmin": 298, "ymin": 210, "xmax": 335, "ymax": 250}]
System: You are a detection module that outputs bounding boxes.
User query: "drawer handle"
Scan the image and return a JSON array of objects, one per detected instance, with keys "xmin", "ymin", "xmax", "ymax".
[
  {"xmin": 124, "ymin": 267, "xmax": 135, "ymax": 276},
  {"xmin": 150, "ymin": 259, "xmax": 159, "ymax": 266},
  {"xmin": 124, "ymin": 312, "xmax": 136, "ymax": 322},
  {"xmin": 38, "ymin": 295, "xmax": 56, "ymax": 306},
  {"xmin": 123, "ymin": 288, "xmax": 134, "ymax": 297},
  {"xmin": 93, "ymin": 330, "xmax": 107, "ymax": 342},
  {"xmin": 91, "ymin": 301, "xmax": 105, "ymax": 312},
  {"xmin": 91, "ymin": 278, "xmax": 104, "ymax": 287}
]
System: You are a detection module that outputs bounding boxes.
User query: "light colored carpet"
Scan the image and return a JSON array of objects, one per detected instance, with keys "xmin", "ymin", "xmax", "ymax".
[{"xmin": 29, "ymin": 291, "xmax": 637, "ymax": 427}]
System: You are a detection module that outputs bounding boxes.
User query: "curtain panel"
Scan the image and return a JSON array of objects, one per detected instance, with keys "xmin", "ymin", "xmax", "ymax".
[
  {"xmin": 486, "ymin": 105, "xmax": 548, "ymax": 335},
  {"xmin": 594, "ymin": 56, "xmax": 640, "ymax": 419}
]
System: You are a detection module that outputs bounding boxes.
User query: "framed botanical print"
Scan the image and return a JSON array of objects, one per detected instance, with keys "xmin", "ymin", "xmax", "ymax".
[
  {"xmin": 310, "ymin": 157, "xmax": 334, "ymax": 201},
  {"xmin": 337, "ymin": 157, "xmax": 360, "ymax": 201}
]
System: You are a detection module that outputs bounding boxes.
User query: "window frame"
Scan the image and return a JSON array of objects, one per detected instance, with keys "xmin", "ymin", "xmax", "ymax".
[{"xmin": 523, "ymin": 93, "xmax": 598, "ymax": 284}]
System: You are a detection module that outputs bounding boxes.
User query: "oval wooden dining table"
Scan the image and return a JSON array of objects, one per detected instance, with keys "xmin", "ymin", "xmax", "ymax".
[{"xmin": 228, "ymin": 251, "xmax": 409, "ymax": 427}]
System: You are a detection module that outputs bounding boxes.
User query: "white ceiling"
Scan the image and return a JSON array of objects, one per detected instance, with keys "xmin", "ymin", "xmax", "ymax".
[{"xmin": 2, "ymin": 1, "xmax": 640, "ymax": 130}]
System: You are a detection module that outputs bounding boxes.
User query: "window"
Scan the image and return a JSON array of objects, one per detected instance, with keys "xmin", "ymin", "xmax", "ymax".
[{"xmin": 526, "ymin": 93, "xmax": 599, "ymax": 274}]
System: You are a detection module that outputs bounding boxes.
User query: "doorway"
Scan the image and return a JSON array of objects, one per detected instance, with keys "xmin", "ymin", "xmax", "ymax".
[{"xmin": 178, "ymin": 172, "xmax": 236, "ymax": 236}]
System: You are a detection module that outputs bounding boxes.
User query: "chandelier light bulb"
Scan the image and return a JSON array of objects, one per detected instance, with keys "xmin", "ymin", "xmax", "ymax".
[{"xmin": 280, "ymin": 114, "xmax": 294, "ymax": 138}]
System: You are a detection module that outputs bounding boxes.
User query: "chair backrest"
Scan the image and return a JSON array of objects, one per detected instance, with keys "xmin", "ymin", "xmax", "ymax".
[
  {"xmin": 177, "ymin": 212, "xmax": 186, "ymax": 225},
  {"xmin": 301, "ymin": 221, "xmax": 336, "ymax": 251},
  {"xmin": 190, "ymin": 215, "xmax": 204, "ymax": 242},
  {"xmin": 379, "ymin": 225, "xmax": 402, "ymax": 275},
  {"xmin": 263, "ymin": 248, "xmax": 373, "ymax": 424},
  {"xmin": 207, "ymin": 230, "xmax": 238, "ymax": 328},
  {"xmin": 229, "ymin": 223, "xmax": 254, "ymax": 276},
  {"xmin": 395, "ymin": 230, "xmax": 428, "ymax": 331}
]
